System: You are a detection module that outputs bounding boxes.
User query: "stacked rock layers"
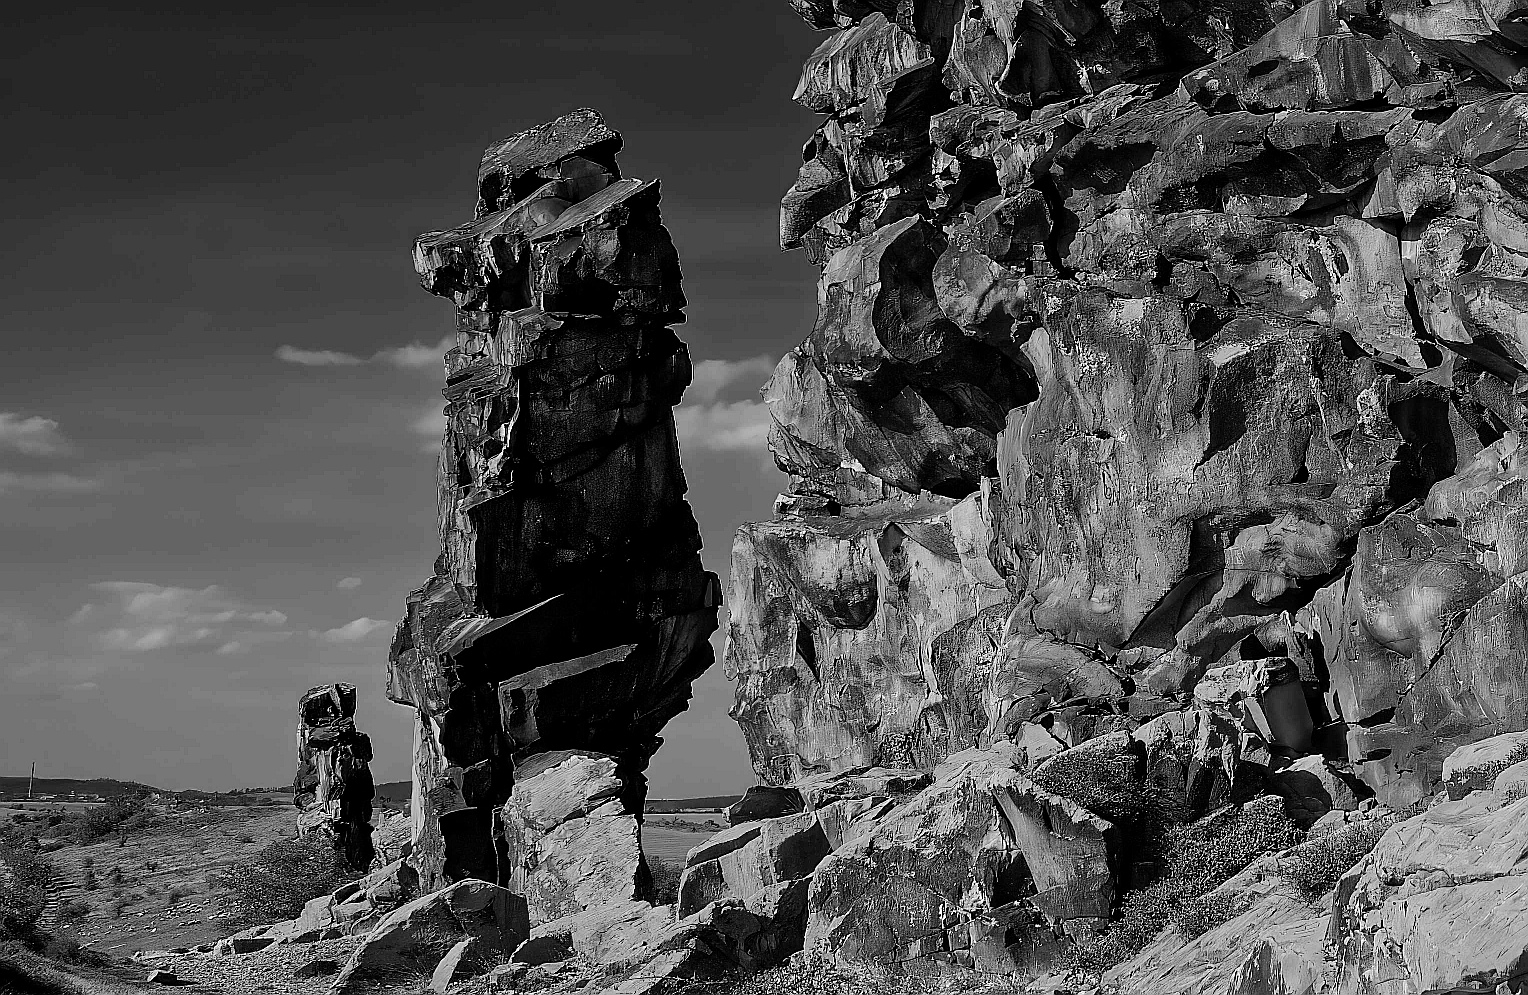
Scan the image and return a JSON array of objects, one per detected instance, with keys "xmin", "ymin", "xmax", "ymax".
[{"xmin": 393, "ymin": 109, "xmax": 721, "ymax": 893}]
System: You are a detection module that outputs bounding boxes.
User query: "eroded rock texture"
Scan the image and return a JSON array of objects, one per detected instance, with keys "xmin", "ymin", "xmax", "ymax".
[
  {"xmin": 294, "ymin": 683, "xmax": 375, "ymax": 871},
  {"xmin": 722, "ymin": 0, "xmax": 1528, "ymax": 979},
  {"xmin": 392, "ymin": 109, "xmax": 721, "ymax": 892}
]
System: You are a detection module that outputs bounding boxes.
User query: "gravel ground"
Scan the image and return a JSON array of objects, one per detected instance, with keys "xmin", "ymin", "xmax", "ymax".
[{"xmin": 136, "ymin": 936, "xmax": 367, "ymax": 995}]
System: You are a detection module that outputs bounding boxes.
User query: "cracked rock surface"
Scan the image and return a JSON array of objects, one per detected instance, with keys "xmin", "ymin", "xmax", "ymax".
[
  {"xmin": 391, "ymin": 108, "xmax": 720, "ymax": 893},
  {"xmin": 717, "ymin": 0, "xmax": 1528, "ymax": 985}
]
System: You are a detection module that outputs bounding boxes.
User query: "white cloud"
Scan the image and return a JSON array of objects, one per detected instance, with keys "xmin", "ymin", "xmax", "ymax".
[
  {"xmin": 688, "ymin": 355, "xmax": 776, "ymax": 405},
  {"xmin": 275, "ymin": 345, "xmax": 365, "ymax": 366},
  {"xmin": 85, "ymin": 582, "xmax": 289, "ymax": 655},
  {"xmin": 374, "ymin": 336, "xmax": 454, "ymax": 369},
  {"xmin": 413, "ymin": 406, "xmax": 447, "ymax": 439},
  {"xmin": 336, "ymin": 576, "xmax": 363, "ymax": 590},
  {"xmin": 315, "ymin": 618, "xmax": 391, "ymax": 644},
  {"xmin": 0, "ymin": 471, "xmax": 100, "ymax": 494},
  {"xmin": 675, "ymin": 400, "xmax": 774, "ymax": 453},
  {"xmin": 0, "ymin": 413, "xmax": 73, "ymax": 457},
  {"xmin": 277, "ymin": 335, "xmax": 452, "ymax": 370}
]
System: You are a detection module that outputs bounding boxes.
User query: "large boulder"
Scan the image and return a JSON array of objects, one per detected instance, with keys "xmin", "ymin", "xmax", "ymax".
[
  {"xmin": 1331, "ymin": 792, "xmax": 1528, "ymax": 994},
  {"xmin": 802, "ymin": 746, "xmax": 1116, "ymax": 974},
  {"xmin": 331, "ymin": 879, "xmax": 529, "ymax": 993},
  {"xmin": 501, "ymin": 750, "xmax": 644, "ymax": 924}
]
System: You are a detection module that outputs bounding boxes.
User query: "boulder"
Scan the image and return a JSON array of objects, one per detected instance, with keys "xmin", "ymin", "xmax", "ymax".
[
  {"xmin": 331, "ymin": 879, "xmax": 529, "ymax": 993},
  {"xmin": 1270, "ymin": 756, "xmax": 1363, "ymax": 827},
  {"xmin": 1442, "ymin": 730, "xmax": 1528, "ymax": 799},
  {"xmin": 802, "ymin": 746, "xmax": 1115, "ymax": 974},
  {"xmin": 1331, "ymin": 792, "xmax": 1528, "ymax": 994},
  {"xmin": 428, "ymin": 936, "xmax": 487, "ymax": 993},
  {"xmin": 292, "ymin": 959, "xmax": 338, "ymax": 978},
  {"xmin": 501, "ymin": 751, "xmax": 642, "ymax": 924}
]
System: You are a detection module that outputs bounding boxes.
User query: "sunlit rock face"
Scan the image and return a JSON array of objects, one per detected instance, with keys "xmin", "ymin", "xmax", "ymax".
[
  {"xmin": 722, "ymin": 0, "xmax": 1528, "ymax": 975},
  {"xmin": 392, "ymin": 109, "xmax": 720, "ymax": 892}
]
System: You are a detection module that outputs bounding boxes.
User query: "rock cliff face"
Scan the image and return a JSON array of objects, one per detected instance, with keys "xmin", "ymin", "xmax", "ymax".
[
  {"xmin": 721, "ymin": 0, "xmax": 1528, "ymax": 981},
  {"xmin": 391, "ymin": 109, "xmax": 721, "ymax": 892},
  {"xmin": 294, "ymin": 683, "xmax": 375, "ymax": 871}
]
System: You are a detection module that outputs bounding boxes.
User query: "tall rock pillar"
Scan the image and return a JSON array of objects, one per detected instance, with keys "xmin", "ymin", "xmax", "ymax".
[
  {"xmin": 392, "ymin": 108, "xmax": 720, "ymax": 892},
  {"xmin": 294, "ymin": 682, "xmax": 376, "ymax": 872}
]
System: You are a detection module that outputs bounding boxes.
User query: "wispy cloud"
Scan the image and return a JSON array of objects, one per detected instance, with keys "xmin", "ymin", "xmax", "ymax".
[
  {"xmin": 315, "ymin": 617, "xmax": 390, "ymax": 644},
  {"xmin": 675, "ymin": 400, "xmax": 773, "ymax": 452},
  {"xmin": 675, "ymin": 355, "xmax": 777, "ymax": 453},
  {"xmin": 0, "ymin": 471, "xmax": 101, "ymax": 494},
  {"xmin": 275, "ymin": 346, "xmax": 365, "ymax": 367},
  {"xmin": 83, "ymin": 582, "xmax": 289, "ymax": 655},
  {"xmin": 0, "ymin": 413, "xmax": 73, "ymax": 456},
  {"xmin": 276, "ymin": 335, "xmax": 452, "ymax": 370},
  {"xmin": 688, "ymin": 355, "xmax": 775, "ymax": 405},
  {"xmin": 336, "ymin": 576, "xmax": 363, "ymax": 590},
  {"xmin": 412, "ymin": 405, "xmax": 447, "ymax": 439}
]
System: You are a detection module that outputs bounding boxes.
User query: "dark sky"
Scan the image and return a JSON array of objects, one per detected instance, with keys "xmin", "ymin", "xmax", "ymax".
[{"xmin": 0, "ymin": 3, "xmax": 822, "ymax": 795}]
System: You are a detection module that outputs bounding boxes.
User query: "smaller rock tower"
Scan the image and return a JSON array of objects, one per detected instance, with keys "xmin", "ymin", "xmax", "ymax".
[{"xmin": 294, "ymin": 682, "xmax": 376, "ymax": 871}]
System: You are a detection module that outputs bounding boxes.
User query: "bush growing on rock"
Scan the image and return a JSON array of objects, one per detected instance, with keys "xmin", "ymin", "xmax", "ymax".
[
  {"xmin": 209, "ymin": 833, "xmax": 352, "ymax": 926},
  {"xmin": 1277, "ymin": 819, "xmax": 1389, "ymax": 900},
  {"xmin": 1068, "ymin": 798, "xmax": 1303, "ymax": 973}
]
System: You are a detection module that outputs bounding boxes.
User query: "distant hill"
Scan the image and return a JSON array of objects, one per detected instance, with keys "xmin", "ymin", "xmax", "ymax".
[
  {"xmin": 646, "ymin": 795, "xmax": 739, "ymax": 813},
  {"xmin": 0, "ymin": 776, "xmax": 162, "ymax": 799},
  {"xmin": 375, "ymin": 781, "xmax": 411, "ymax": 804}
]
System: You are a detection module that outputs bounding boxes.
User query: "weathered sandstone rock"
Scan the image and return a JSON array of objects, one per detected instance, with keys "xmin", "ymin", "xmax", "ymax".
[
  {"xmin": 332, "ymin": 878, "xmax": 528, "ymax": 993},
  {"xmin": 392, "ymin": 108, "xmax": 720, "ymax": 890},
  {"xmin": 501, "ymin": 749, "xmax": 644, "ymax": 924},
  {"xmin": 293, "ymin": 683, "xmax": 374, "ymax": 871},
  {"xmin": 721, "ymin": 0, "xmax": 1528, "ymax": 983}
]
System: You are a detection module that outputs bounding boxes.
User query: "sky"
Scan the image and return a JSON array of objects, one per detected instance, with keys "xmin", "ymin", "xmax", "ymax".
[{"xmin": 0, "ymin": 3, "xmax": 824, "ymax": 796}]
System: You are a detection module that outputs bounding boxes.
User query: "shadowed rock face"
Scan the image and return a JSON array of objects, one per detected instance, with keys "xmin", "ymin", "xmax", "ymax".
[
  {"xmin": 294, "ymin": 683, "xmax": 375, "ymax": 871},
  {"xmin": 720, "ymin": 0, "xmax": 1528, "ymax": 976},
  {"xmin": 392, "ymin": 108, "xmax": 720, "ymax": 892}
]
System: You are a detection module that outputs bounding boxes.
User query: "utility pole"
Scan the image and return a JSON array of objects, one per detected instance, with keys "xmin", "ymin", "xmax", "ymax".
[{"xmin": 28, "ymin": 761, "xmax": 35, "ymax": 800}]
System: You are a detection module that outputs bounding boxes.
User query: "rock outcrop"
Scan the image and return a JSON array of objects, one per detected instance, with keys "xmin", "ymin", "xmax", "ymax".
[
  {"xmin": 391, "ymin": 108, "xmax": 721, "ymax": 891},
  {"xmin": 294, "ymin": 683, "xmax": 375, "ymax": 871},
  {"xmin": 720, "ymin": 0, "xmax": 1528, "ymax": 982}
]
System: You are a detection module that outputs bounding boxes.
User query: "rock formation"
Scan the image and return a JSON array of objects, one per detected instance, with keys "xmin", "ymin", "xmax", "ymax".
[
  {"xmin": 391, "ymin": 108, "xmax": 721, "ymax": 892},
  {"xmin": 294, "ymin": 682, "xmax": 375, "ymax": 871},
  {"xmin": 716, "ymin": 0, "xmax": 1528, "ymax": 985}
]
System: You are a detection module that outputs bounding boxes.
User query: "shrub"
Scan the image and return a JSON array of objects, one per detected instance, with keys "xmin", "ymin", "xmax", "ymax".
[
  {"xmin": 58, "ymin": 899, "xmax": 92, "ymax": 919},
  {"xmin": 1278, "ymin": 819, "xmax": 1389, "ymax": 899},
  {"xmin": 0, "ymin": 834, "xmax": 52, "ymax": 943},
  {"xmin": 105, "ymin": 866, "xmax": 124, "ymax": 887},
  {"xmin": 166, "ymin": 885, "xmax": 194, "ymax": 905},
  {"xmin": 1067, "ymin": 797, "xmax": 1304, "ymax": 975},
  {"xmin": 81, "ymin": 867, "xmax": 97, "ymax": 891},
  {"xmin": 209, "ymin": 834, "xmax": 353, "ymax": 927},
  {"xmin": 647, "ymin": 857, "xmax": 683, "ymax": 906},
  {"xmin": 144, "ymin": 860, "xmax": 159, "ymax": 873},
  {"xmin": 67, "ymin": 794, "xmax": 156, "ymax": 843}
]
